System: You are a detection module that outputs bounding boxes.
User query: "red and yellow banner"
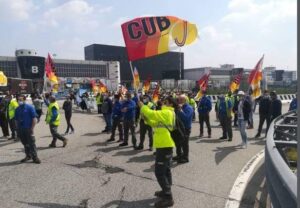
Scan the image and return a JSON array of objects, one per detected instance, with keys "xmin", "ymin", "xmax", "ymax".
[
  {"xmin": 45, "ymin": 53, "xmax": 58, "ymax": 84},
  {"xmin": 195, "ymin": 72, "xmax": 210, "ymax": 101},
  {"xmin": 99, "ymin": 80, "xmax": 107, "ymax": 93},
  {"xmin": 152, "ymin": 84, "xmax": 160, "ymax": 103},
  {"xmin": 121, "ymin": 16, "xmax": 198, "ymax": 61},
  {"xmin": 229, "ymin": 71, "xmax": 243, "ymax": 93},
  {"xmin": 248, "ymin": 55, "xmax": 264, "ymax": 99},
  {"xmin": 143, "ymin": 76, "xmax": 151, "ymax": 93},
  {"xmin": 133, "ymin": 67, "xmax": 140, "ymax": 90}
]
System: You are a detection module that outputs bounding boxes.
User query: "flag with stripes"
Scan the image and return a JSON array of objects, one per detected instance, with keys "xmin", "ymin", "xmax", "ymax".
[
  {"xmin": 248, "ymin": 55, "xmax": 264, "ymax": 99},
  {"xmin": 229, "ymin": 71, "xmax": 243, "ymax": 93},
  {"xmin": 195, "ymin": 71, "xmax": 210, "ymax": 101}
]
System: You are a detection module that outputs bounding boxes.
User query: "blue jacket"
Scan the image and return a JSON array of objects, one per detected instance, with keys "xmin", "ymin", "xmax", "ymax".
[
  {"xmin": 289, "ymin": 98, "xmax": 297, "ymax": 111},
  {"xmin": 178, "ymin": 103, "xmax": 194, "ymax": 129},
  {"xmin": 112, "ymin": 100, "xmax": 123, "ymax": 119},
  {"xmin": 198, "ymin": 95, "xmax": 212, "ymax": 114},
  {"xmin": 121, "ymin": 99, "xmax": 136, "ymax": 121}
]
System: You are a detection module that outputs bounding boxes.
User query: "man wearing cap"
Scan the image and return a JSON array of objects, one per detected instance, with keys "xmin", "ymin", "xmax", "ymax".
[{"xmin": 237, "ymin": 91, "xmax": 251, "ymax": 148}]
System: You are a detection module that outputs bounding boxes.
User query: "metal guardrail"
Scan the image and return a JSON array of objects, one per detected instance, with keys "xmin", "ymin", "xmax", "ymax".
[{"xmin": 265, "ymin": 110, "xmax": 297, "ymax": 208}]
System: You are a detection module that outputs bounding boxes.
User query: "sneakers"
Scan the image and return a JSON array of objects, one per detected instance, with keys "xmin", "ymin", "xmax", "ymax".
[
  {"xmin": 154, "ymin": 191, "xmax": 165, "ymax": 198},
  {"xmin": 255, "ymin": 134, "xmax": 261, "ymax": 138},
  {"xmin": 134, "ymin": 146, "xmax": 143, "ymax": 150},
  {"xmin": 49, "ymin": 143, "xmax": 56, "ymax": 148},
  {"xmin": 63, "ymin": 139, "xmax": 68, "ymax": 147},
  {"xmin": 106, "ymin": 138, "xmax": 115, "ymax": 142},
  {"xmin": 178, "ymin": 158, "xmax": 189, "ymax": 164},
  {"xmin": 33, "ymin": 157, "xmax": 41, "ymax": 164},
  {"xmin": 20, "ymin": 156, "xmax": 31, "ymax": 163},
  {"xmin": 119, "ymin": 142, "xmax": 128, "ymax": 147},
  {"xmin": 154, "ymin": 198, "xmax": 174, "ymax": 208}
]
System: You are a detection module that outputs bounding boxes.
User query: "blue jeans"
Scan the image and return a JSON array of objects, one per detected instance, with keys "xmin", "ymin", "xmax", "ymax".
[
  {"xmin": 103, "ymin": 113, "xmax": 112, "ymax": 131},
  {"xmin": 238, "ymin": 119, "xmax": 247, "ymax": 144}
]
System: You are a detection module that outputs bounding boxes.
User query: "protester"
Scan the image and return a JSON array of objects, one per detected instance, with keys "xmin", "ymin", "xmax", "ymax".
[
  {"xmin": 232, "ymin": 89, "xmax": 239, "ymax": 127},
  {"xmin": 107, "ymin": 94, "xmax": 123, "ymax": 142},
  {"xmin": 255, "ymin": 90, "xmax": 271, "ymax": 138},
  {"xmin": 176, "ymin": 94, "xmax": 193, "ymax": 163},
  {"xmin": 31, "ymin": 93, "xmax": 43, "ymax": 122},
  {"xmin": 0, "ymin": 97, "xmax": 9, "ymax": 138},
  {"xmin": 63, "ymin": 96, "xmax": 75, "ymax": 135},
  {"xmin": 217, "ymin": 95, "xmax": 233, "ymax": 141},
  {"xmin": 245, "ymin": 93, "xmax": 254, "ymax": 129},
  {"xmin": 119, "ymin": 92, "xmax": 137, "ymax": 148},
  {"xmin": 139, "ymin": 96, "xmax": 176, "ymax": 208},
  {"xmin": 135, "ymin": 94, "xmax": 154, "ymax": 151},
  {"xmin": 46, "ymin": 96, "xmax": 68, "ymax": 148},
  {"xmin": 197, "ymin": 91, "xmax": 212, "ymax": 138},
  {"xmin": 15, "ymin": 95, "xmax": 41, "ymax": 164},
  {"xmin": 101, "ymin": 93, "xmax": 113, "ymax": 133},
  {"xmin": 6, "ymin": 94, "xmax": 19, "ymax": 140},
  {"xmin": 188, "ymin": 93, "xmax": 196, "ymax": 121},
  {"xmin": 270, "ymin": 91, "xmax": 282, "ymax": 122},
  {"xmin": 237, "ymin": 91, "xmax": 251, "ymax": 149},
  {"xmin": 289, "ymin": 96, "xmax": 297, "ymax": 111},
  {"xmin": 96, "ymin": 92, "xmax": 103, "ymax": 114}
]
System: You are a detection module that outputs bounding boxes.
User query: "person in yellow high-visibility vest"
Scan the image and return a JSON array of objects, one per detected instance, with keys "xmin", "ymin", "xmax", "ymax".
[
  {"xmin": 138, "ymin": 96, "xmax": 176, "ymax": 208},
  {"xmin": 96, "ymin": 92, "xmax": 103, "ymax": 114},
  {"xmin": 5, "ymin": 95, "xmax": 19, "ymax": 140},
  {"xmin": 46, "ymin": 96, "xmax": 68, "ymax": 148}
]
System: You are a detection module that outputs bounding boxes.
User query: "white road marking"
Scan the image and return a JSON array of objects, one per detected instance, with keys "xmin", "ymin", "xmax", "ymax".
[{"xmin": 225, "ymin": 149, "xmax": 265, "ymax": 208}]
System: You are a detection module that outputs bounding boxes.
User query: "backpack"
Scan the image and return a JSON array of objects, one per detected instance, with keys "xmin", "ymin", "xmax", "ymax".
[{"xmin": 162, "ymin": 111, "xmax": 186, "ymax": 144}]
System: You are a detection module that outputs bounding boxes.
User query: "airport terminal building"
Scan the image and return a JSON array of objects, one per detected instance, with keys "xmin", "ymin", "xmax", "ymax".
[{"xmin": 0, "ymin": 49, "xmax": 120, "ymax": 92}]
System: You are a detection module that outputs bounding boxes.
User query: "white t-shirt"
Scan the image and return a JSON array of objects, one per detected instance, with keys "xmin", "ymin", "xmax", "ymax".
[{"xmin": 238, "ymin": 100, "xmax": 244, "ymax": 120}]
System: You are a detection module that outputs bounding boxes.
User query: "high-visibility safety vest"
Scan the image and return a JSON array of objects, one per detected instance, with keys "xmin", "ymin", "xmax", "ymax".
[
  {"xmin": 188, "ymin": 98, "xmax": 196, "ymax": 109},
  {"xmin": 46, "ymin": 102, "xmax": 60, "ymax": 126},
  {"xmin": 8, "ymin": 99, "xmax": 19, "ymax": 120},
  {"xmin": 96, "ymin": 94, "xmax": 102, "ymax": 105},
  {"xmin": 140, "ymin": 105, "xmax": 175, "ymax": 148},
  {"xmin": 216, "ymin": 97, "xmax": 233, "ymax": 118}
]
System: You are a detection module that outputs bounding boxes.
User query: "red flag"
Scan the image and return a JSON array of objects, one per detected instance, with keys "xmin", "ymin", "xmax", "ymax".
[
  {"xmin": 143, "ymin": 75, "xmax": 151, "ymax": 93},
  {"xmin": 152, "ymin": 84, "xmax": 160, "ymax": 103},
  {"xmin": 99, "ymin": 80, "xmax": 107, "ymax": 93},
  {"xmin": 229, "ymin": 71, "xmax": 243, "ymax": 93},
  {"xmin": 45, "ymin": 53, "xmax": 58, "ymax": 84},
  {"xmin": 195, "ymin": 71, "xmax": 210, "ymax": 100},
  {"xmin": 248, "ymin": 55, "xmax": 264, "ymax": 98}
]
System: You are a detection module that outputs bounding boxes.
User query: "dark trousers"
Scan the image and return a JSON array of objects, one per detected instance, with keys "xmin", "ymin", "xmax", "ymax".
[
  {"xmin": 175, "ymin": 128, "xmax": 191, "ymax": 160},
  {"xmin": 0, "ymin": 114, "xmax": 9, "ymax": 137},
  {"xmin": 139, "ymin": 120, "xmax": 153, "ymax": 148},
  {"xmin": 8, "ymin": 119, "xmax": 17, "ymax": 138},
  {"xmin": 233, "ymin": 112, "xmax": 238, "ymax": 126},
  {"xmin": 97, "ymin": 104, "xmax": 102, "ymax": 114},
  {"xmin": 257, "ymin": 114, "xmax": 271, "ymax": 136},
  {"xmin": 199, "ymin": 113, "xmax": 211, "ymax": 135},
  {"xmin": 192, "ymin": 110, "xmax": 196, "ymax": 121},
  {"xmin": 19, "ymin": 128, "xmax": 38, "ymax": 159},
  {"xmin": 36, "ymin": 109, "xmax": 42, "ymax": 121},
  {"xmin": 103, "ymin": 113, "xmax": 112, "ymax": 131},
  {"xmin": 219, "ymin": 115, "xmax": 233, "ymax": 139},
  {"xmin": 110, "ymin": 118, "xmax": 123, "ymax": 140},
  {"xmin": 124, "ymin": 120, "xmax": 136, "ymax": 146},
  {"xmin": 65, "ymin": 114, "xmax": 74, "ymax": 133},
  {"xmin": 155, "ymin": 148, "xmax": 173, "ymax": 198},
  {"xmin": 50, "ymin": 124, "xmax": 66, "ymax": 145}
]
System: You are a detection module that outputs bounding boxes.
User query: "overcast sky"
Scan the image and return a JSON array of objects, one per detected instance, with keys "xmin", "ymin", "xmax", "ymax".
[{"xmin": 0, "ymin": 0, "xmax": 296, "ymax": 70}]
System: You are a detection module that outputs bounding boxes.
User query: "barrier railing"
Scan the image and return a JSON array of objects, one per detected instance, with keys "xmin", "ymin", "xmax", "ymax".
[{"xmin": 265, "ymin": 110, "xmax": 297, "ymax": 208}]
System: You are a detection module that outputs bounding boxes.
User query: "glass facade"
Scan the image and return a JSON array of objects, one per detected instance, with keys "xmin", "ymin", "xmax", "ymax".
[
  {"xmin": 54, "ymin": 63, "xmax": 107, "ymax": 78},
  {"xmin": 0, "ymin": 60, "xmax": 18, "ymax": 77}
]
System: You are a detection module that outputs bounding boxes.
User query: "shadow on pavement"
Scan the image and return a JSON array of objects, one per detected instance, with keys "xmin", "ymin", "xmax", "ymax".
[
  {"xmin": 0, "ymin": 160, "xmax": 21, "ymax": 167},
  {"xmin": 17, "ymin": 201, "xmax": 78, "ymax": 208},
  {"xmin": 189, "ymin": 136, "xmax": 199, "ymax": 141},
  {"xmin": 213, "ymin": 145, "xmax": 242, "ymax": 165},
  {"xmin": 39, "ymin": 135, "xmax": 53, "ymax": 139},
  {"xmin": 197, "ymin": 139, "xmax": 225, "ymax": 144},
  {"xmin": 81, "ymin": 132, "xmax": 102, "ymax": 137},
  {"xmin": 127, "ymin": 154, "xmax": 154, "ymax": 163},
  {"xmin": 143, "ymin": 164, "xmax": 155, "ymax": 173},
  {"xmin": 87, "ymin": 141, "xmax": 108, "ymax": 147},
  {"xmin": 97, "ymin": 145, "xmax": 131, "ymax": 153},
  {"xmin": 113, "ymin": 149, "xmax": 139, "ymax": 157},
  {"xmin": 100, "ymin": 198, "xmax": 156, "ymax": 208}
]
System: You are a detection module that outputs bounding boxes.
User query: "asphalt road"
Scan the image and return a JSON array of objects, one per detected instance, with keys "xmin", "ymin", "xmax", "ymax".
[{"xmin": 0, "ymin": 104, "xmax": 289, "ymax": 208}]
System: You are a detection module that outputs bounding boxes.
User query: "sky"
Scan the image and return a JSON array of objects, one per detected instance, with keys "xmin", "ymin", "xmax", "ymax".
[{"xmin": 0, "ymin": 0, "xmax": 297, "ymax": 70}]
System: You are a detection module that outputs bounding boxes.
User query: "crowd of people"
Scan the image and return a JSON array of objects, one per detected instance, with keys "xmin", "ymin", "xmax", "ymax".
[{"xmin": 0, "ymin": 88, "xmax": 297, "ymax": 208}]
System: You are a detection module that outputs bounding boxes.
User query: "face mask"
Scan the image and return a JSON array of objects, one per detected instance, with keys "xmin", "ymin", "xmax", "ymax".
[
  {"xmin": 143, "ymin": 98, "xmax": 149, "ymax": 104},
  {"xmin": 18, "ymin": 101, "xmax": 24, "ymax": 105}
]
